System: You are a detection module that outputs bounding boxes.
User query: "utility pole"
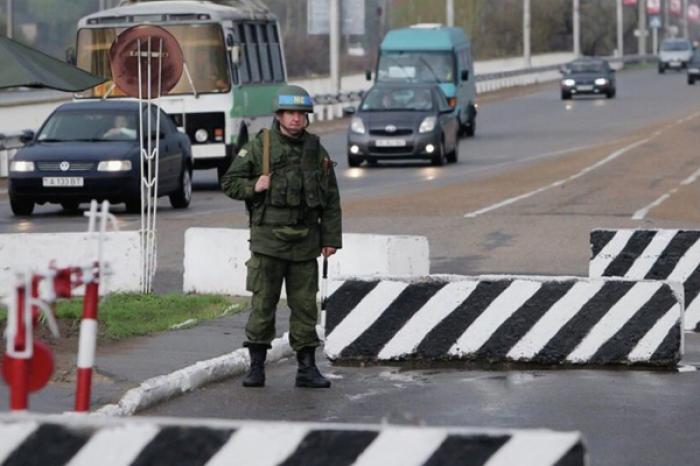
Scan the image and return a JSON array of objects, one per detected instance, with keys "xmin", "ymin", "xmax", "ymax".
[
  {"xmin": 573, "ymin": 0, "xmax": 580, "ymax": 57},
  {"xmin": 329, "ymin": 0, "xmax": 341, "ymax": 94},
  {"xmin": 5, "ymin": 0, "xmax": 12, "ymax": 38},
  {"xmin": 446, "ymin": 0, "xmax": 454, "ymax": 27},
  {"xmin": 617, "ymin": 0, "xmax": 624, "ymax": 57},
  {"xmin": 683, "ymin": 0, "xmax": 689, "ymax": 39},
  {"xmin": 638, "ymin": 0, "xmax": 647, "ymax": 55},
  {"xmin": 523, "ymin": 0, "xmax": 531, "ymax": 67}
]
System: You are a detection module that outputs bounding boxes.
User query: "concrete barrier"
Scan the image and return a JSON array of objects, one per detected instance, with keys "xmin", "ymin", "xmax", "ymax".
[
  {"xmin": 0, "ymin": 415, "xmax": 588, "ymax": 466},
  {"xmin": 183, "ymin": 228, "xmax": 429, "ymax": 296},
  {"xmin": 0, "ymin": 231, "xmax": 141, "ymax": 298},
  {"xmin": 590, "ymin": 229, "xmax": 700, "ymax": 332},
  {"xmin": 324, "ymin": 275, "xmax": 683, "ymax": 367}
]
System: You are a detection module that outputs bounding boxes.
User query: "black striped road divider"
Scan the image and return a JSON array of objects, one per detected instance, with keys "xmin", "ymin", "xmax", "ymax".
[
  {"xmin": 323, "ymin": 276, "xmax": 682, "ymax": 367},
  {"xmin": 590, "ymin": 229, "xmax": 700, "ymax": 332},
  {"xmin": 0, "ymin": 415, "xmax": 588, "ymax": 466}
]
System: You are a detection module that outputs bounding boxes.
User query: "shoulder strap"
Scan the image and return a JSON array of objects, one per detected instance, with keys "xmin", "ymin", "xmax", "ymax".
[{"xmin": 262, "ymin": 128, "xmax": 270, "ymax": 175}]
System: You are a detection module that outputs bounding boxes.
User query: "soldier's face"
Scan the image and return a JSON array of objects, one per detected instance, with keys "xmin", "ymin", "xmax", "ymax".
[{"xmin": 277, "ymin": 111, "xmax": 306, "ymax": 136}]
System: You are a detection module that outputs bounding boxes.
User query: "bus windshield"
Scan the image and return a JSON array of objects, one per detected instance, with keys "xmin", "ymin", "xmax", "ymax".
[
  {"xmin": 377, "ymin": 51, "xmax": 455, "ymax": 84},
  {"xmin": 76, "ymin": 23, "xmax": 230, "ymax": 98}
]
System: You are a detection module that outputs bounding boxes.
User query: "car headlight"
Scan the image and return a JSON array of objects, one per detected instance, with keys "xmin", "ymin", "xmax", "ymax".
[
  {"xmin": 595, "ymin": 78, "xmax": 608, "ymax": 86},
  {"xmin": 562, "ymin": 79, "xmax": 576, "ymax": 87},
  {"xmin": 195, "ymin": 129, "xmax": 208, "ymax": 143},
  {"xmin": 97, "ymin": 160, "xmax": 132, "ymax": 172},
  {"xmin": 9, "ymin": 161, "xmax": 35, "ymax": 172},
  {"xmin": 350, "ymin": 117, "xmax": 366, "ymax": 134},
  {"xmin": 690, "ymin": 68, "xmax": 700, "ymax": 73},
  {"xmin": 419, "ymin": 116, "xmax": 437, "ymax": 133}
]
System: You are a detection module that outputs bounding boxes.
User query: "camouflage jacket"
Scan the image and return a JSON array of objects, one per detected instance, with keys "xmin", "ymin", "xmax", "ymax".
[{"xmin": 221, "ymin": 124, "xmax": 342, "ymax": 261}]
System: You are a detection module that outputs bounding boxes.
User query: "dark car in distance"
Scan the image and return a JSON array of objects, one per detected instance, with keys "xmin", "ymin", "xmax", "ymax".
[
  {"xmin": 687, "ymin": 52, "xmax": 700, "ymax": 85},
  {"xmin": 345, "ymin": 83, "xmax": 460, "ymax": 167},
  {"xmin": 560, "ymin": 57, "xmax": 616, "ymax": 100},
  {"xmin": 8, "ymin": 101, "xmax": 193, "ymax": 216}
]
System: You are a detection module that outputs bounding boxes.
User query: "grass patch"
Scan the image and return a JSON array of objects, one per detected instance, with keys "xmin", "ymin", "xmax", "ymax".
[{"xmin": 0, "ymin": 293, "xmax": 247, "ymax": 341}]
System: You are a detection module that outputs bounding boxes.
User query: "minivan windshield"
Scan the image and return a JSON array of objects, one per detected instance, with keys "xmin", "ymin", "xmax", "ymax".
[
  {"xmin": 661, "ymin": 40, "xmax": 691, "ymax": 51},
  {"xmin": 377, "ymin": 51, "xmax": 455, "ymax": 84},
  {"xmin": 37, "ymin": 110, "xmax": 138, "ymax": 142},
  {"xmin": 361, "ymin": 87, "xmax": 434, "ymax": 112}
]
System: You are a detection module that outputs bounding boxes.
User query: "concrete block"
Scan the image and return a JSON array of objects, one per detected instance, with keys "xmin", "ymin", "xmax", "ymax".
[{"xmin": 324, "ymin": 275, "xmax": 683, "ymax": 367}]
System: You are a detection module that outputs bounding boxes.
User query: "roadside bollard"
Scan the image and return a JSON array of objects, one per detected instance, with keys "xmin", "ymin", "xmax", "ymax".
[{"xmin": 74, "ymin": 266, "xmax": 100, "ymax": 413}]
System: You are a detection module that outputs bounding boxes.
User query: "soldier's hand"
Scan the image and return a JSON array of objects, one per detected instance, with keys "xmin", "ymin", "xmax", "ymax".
[
  {"xmin": 254, "ymin": 175, "xmax": 270, "ymax": 192},
  {"xmin": 322, "ymin": 247, "xmax": 336, "ymax": 257}
]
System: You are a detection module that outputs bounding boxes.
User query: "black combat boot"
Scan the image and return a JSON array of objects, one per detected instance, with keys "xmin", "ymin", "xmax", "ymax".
[
  {"xmin": 295, "ymin": 347, "xmax": 331, "ymax": 388},
  {"xmin": 242, "ymin": 344, "xmax": 267, "ymax": 387}
]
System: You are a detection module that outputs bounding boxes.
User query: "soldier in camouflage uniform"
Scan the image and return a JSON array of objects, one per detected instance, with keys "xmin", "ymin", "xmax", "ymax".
[{"xmin": 221, "ymin": 85, "xmax": 342, "ymax": 389}]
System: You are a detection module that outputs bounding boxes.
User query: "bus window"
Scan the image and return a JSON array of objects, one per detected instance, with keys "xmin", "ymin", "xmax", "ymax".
[
  {"xmin": 244, "ymin": 23, "xmax": 261, "ymax": 82},
  {"xmin": 257, "ymin": 24, "xmax": 272, "ymax": 82},
  {"xmin": 237, "ymin": 23, "xmax": 251, "ymax": 84},
  {"xmin": 268, "ymin": 23, "xmax": 284, "ymax": 82}
]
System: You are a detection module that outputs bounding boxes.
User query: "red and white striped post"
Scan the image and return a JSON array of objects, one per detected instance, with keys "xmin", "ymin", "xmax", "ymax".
[
  {"xmin": 74, "ymin": 268, "xmax": 99, "ymax": 413},
  {"xmin": 7, "ymin": 283, "xmax": 30, "ymax": 411}
]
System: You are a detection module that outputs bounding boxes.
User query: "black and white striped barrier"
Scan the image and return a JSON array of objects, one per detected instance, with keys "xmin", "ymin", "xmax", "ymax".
[
  {"xmin": 324, "ymin": 276, "xmax": 682, "ymax": 367},
  {"xmin": 590, "ymin": 229, "xmax": 700, "ymax": 332},
  {"xmin": 0, "ymin": 415, "xmax": 588, "ymax": 466}
]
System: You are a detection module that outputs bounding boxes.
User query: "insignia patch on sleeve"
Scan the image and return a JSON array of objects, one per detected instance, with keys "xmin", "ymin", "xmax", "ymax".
[{"xmin": 237, "ymin": 148, "xmax": 248, "ymax": 157}]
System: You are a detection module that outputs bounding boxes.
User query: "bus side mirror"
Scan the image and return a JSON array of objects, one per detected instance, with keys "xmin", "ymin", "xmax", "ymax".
[
  {"xmin": 461, "ymin": 69, "xmax": 469, "ymax": 81},
  {"xmin": 230, "ymin": 45, "xmax": 241, "ymax": 65},
  {"xmin": 365, "ymin": 69, "xmax": 372, "ymax": 81},
  {"xmin": 65, "ymin": 47, "xmax": 76, "ymax": 65}
]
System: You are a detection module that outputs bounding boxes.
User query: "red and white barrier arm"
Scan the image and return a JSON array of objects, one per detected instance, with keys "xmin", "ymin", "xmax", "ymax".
[{"xmin": 75, "ymin": 267, "xmax": 99, "ymax": 413}]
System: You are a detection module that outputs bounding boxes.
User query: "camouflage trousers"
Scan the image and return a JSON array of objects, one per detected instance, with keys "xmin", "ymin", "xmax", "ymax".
[{"xmin": 244, "ymin": 252, "xmax": 319, "ymax": 352}]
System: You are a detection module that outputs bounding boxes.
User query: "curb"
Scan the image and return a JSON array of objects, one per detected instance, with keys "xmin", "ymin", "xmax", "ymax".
[{"xmin": 94, "ymin": 333, "xmax": 293, "ymax": 416}]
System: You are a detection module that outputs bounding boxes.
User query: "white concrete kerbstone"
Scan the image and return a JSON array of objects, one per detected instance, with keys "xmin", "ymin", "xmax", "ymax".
[
  {"xmin": 0, "ymin": 231, "xmax": 141, "ymax": 299},
  {"xmin": 183, "ymin": 228, "xmax": 429, "ymax": 297}
]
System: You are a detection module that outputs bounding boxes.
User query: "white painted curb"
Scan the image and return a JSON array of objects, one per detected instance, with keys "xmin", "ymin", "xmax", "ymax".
[
  {"xmin": 183, "ymin": 228, "xmax": 430, "ymax": 297},
  {"xmin": 94, "ymin": 333, "xmax": 294, "ymax": 417}
]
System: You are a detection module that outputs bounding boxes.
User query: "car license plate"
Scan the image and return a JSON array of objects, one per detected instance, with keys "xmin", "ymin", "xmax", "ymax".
[
  {"xmin": 670, "ymin": 61, "xmax": 681, "ymax": 67},
  {"xmin": 42, "ymin": 177, "xmax": 84, "ymax": 187},
  {"xmin": 577, "ymin": 85, "xmax": 594, "ymax": 91},
  {"xmin": 375, "ymin": 139, "xmax": 406, "ymax": 147}
]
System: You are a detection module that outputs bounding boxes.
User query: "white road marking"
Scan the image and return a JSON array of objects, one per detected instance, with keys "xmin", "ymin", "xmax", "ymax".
[
  {"xmin": 464, "ymin": 137, "xmax": 650, "ymax": 218},
  {"xmin": 566, "ymin": 282, "xmax": 662, "ymax": 362},
  {"xmin": 633, "ymin": 166, "xmax": 700, "ymax": 220}
]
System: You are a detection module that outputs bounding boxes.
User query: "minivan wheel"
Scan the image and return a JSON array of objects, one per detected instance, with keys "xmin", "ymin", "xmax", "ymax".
[
  {"xmin": 689, "ymin": 77, "xmax": 695, "ymax": 85},
  {"xmin": 10, "ymin": 195, "xmax": 34, "ymax": 216},
  {"xmin": 170, "ymin": 167, "xmax": 192, "ymax": 209},
  {"xmin": 465, "ymin": 116, "xmax": 476, "ymax": 137},
  {"xmin": 658, "ymin": 65, "xmax": 666, "ymax": 74},
  {"xmin": 561, "ymin": 91, "xmax": 572, "ymax": 100}
]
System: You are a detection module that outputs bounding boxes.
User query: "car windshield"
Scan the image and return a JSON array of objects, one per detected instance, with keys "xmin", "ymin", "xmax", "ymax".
[
  {"xmin": 377, "ymin": 51, "xmax": 455, "ymax": 84},
  {"xmin": 661, "ymin": 41, "xmax": 691, "ymax": 51},
  {"xmin": 568, "ymin": 62, "xmax": 605, "ymax": 73},
  {"xmin": 361, "ymin": 88, "xmax": 434, "ymax": 112},
  {"xmin": 37, "ymin": 110, "xmax": 138, "ymax": 142}
]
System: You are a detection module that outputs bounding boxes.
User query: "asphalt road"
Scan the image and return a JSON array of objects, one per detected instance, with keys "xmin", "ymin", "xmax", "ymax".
[{"xmin": 3, "ymin": 67, "xmax": 700, "ymax": 465}]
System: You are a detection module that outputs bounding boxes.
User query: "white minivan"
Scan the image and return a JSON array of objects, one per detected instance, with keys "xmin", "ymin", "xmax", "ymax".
[{"xmin": 658, "ymin": 38, "xmax": 694, "ymax": 73}]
